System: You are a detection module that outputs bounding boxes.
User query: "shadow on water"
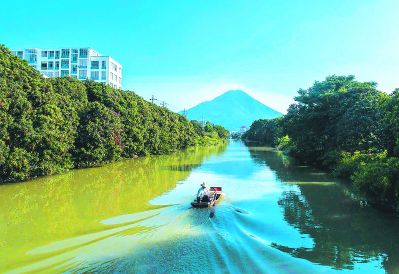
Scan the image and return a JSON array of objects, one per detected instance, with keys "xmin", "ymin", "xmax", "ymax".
[{"xmin": 247, "ymin": 145, "xmax": 399, "ymax": 274}]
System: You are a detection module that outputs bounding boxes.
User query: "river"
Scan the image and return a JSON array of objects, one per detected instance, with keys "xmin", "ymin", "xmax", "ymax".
[{"xmin": 1, "ymin": 141, "xmax": 398, "ymax": 273}]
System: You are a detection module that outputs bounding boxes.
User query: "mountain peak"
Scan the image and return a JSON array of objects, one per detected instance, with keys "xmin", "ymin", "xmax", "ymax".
[
  {"xmin": 219, "ymin": 89, "xmax": 250, "ymax": 98},
  {"xmin": 181, "ymin": 90, "xmax": 282, "ymax": 131},
  {"xmin": 223, "ymin": 89, "xmax": 247, "ymax": 95}
]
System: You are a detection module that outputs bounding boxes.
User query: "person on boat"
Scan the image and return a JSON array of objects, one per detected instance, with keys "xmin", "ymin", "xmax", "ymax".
[{"xmin": 197, "ymin": 182, "xmax": 209, "ymax": 202}]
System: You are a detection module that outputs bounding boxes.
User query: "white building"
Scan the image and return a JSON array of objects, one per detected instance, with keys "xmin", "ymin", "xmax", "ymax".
[{"xmin": 11, "ymin": 48, "xmax": 122, "ymax": 89}]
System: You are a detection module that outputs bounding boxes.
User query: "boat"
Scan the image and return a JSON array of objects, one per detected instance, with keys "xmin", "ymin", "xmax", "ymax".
[{"xmin": 191, "ymin": 186, "xmax": 223, "ymax": 208}]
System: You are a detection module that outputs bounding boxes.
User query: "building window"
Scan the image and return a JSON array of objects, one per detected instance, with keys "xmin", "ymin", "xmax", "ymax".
[
  {"xmin": 119, "ymin": 77, "xmax": 121, "ymax": 84},
  {"xmin": 101, "ymin": 71, "xmax": 106, "ymax": 80},
  {"xmin": 45, "ymin": 72, "xmax": 53, "ymax": 78},
  {"xmin": 61, "ymin": 49, "xmax": 70, "ymax": 58},
  {"xmin": 91, "ymin": 71, "xmax": 99, "ymax": 80},
  {"xmin": 71, "ymin": 54, "xmax": 78, "ymax": 63},
  {"xmin": 41, "ymin": 62, "xmax": 48, "ymax": 70},
  {"xmin": 61, "ymin": 59, "xmax": 69, "ymax": 68},
  {"xmin": 48, "ymin": 61, "xmax": 54, "ymax": 70},
  {"xmin": 71, "ymin": 64, "xmax": 78, "ymax": 74},
  {"xmin": 101, "ymin": 61, "xmax": 106, "ymax": 69},
  {"xmin": 79, "ymin": 59, "xmax": 87, "ymax": 68},
  {"xmin": 79, "ymin": 69, "xmax": 87, "ymax": 79},
  {"xmin": 61, "ymin": 70, "xmax": 69, "ymax": 77},
  {"xmin": 55, "ymin": 51, "xmax": 60, "ymax": 59},
  {"xmin": 55, "ymin": 61, "xmax": 60, "ymax": 70},
  {"xmin": 71, "ymin": 75, "xmax": 77, "ymax": 79},
  {"xmin": 41, "ymin": 51, "xmax": 48, "ymax": 58},
  {"xmin": 26, "ymin": 49, "xmax": 37, "ymax": 64},
  {"xmin": 91, "ymin": 61, "xmax": 99, "ymax": 69},
  {"xmin": 17, "ymin": 51, "xmax": 23, "ymax": 58},
  {"xmin": 72, "ymin": 49, "xmax": 78, "ymax": 54},
  {"xmin": 79, "ymin": 48, "xmax": 88, "ymax": 58},
  {"xmin": 111, "ymin": 62, "xmax": 117, "ymax": 72},
  {"xmin": 54, "ymin": 71, "xmax": 59, "ymax": 77}
]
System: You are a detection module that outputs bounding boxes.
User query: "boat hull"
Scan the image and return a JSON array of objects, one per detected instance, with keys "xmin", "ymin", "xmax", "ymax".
[{"xmin": 191, "ymin": 187, "xmax": 222, "ymax": 208}]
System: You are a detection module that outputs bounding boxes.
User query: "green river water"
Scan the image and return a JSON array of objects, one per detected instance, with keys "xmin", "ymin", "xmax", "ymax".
[{"xmin": 1, "ymin": 141, "xmax": 399, "ymax": 273}]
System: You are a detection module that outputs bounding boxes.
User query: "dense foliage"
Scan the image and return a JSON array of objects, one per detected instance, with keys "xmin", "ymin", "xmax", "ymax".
[
  {"xmin": 0, "ymin": 45, "xmax": 228, "ymax": 183},
  {"xmin": 243, "ymin": 75, "xmax": 399, "ymax": 211},
  {"xmin": 242, "ymin": 118, "xmax": 282, "ymax": 146}
]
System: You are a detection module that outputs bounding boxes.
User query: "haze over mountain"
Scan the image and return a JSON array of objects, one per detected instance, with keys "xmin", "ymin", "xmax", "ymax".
[{"xmin": 181, "ymin": 90, "xmax": 282, "ymax": 131}]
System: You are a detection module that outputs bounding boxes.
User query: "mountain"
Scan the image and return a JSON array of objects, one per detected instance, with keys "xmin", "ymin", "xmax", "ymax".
[{"xmin": 181, "ymin": 90, "xmax": 282, "ymax": 131}]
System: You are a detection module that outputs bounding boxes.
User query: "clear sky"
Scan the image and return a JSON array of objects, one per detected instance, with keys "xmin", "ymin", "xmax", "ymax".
[{"xmin": 1, "ymin": 0, "xmax": 398, "ymax": 113}]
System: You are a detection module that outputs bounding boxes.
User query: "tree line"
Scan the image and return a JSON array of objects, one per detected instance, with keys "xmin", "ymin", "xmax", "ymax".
[
  {"xmin": 0, "ymin": 45, "xmax": 228, "ymax": 183},
  {"xmin": 243, "ymin": 75, "xmax": 399, "ymax": 211}
]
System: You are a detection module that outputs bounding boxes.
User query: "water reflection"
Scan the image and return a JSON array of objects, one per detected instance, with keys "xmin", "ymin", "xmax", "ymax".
[
  {"xmin": 0, "ymin": 144, "xmax": 227, "ymax": 273},
  {"xmin": 3, "ymin": 142, "xmax": 399, "ymax": 273},
  {"xmin": 247, "ymin": 146, "xmax": 399, "ymax": 274}
]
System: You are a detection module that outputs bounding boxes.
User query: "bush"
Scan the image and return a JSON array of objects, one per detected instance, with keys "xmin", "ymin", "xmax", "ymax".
[
  {"xmin": 352, "ymin": 157, "xmax": 399, "ymax": 207},
  {"xmin": 277, "ymin": 135, "xmax": 296, "ymax": 154},
  {"xmin": 334, "ymin": 151, "xmax": 387, "ymax": 178}
]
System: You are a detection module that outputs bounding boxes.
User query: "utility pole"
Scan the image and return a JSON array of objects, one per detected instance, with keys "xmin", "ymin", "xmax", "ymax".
[
  {"xmin": 182, "ymin": 109, "xmax": 187, "ymax": 117},
  {"xmin": 161, "ymin": 101, "xmax": 168, "ymax": 108},
  {"xmin": 150, "ymin": 95, "xmax": 157, "ymax": 104}
]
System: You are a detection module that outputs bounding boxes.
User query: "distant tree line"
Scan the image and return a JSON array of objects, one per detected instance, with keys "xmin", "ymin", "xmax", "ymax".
[
  {"xmin": 243, "ymin": 75, "xmax": 399, "ymax": 211},
  {"xmin": 0, "ymin": 45, "xmax": 228, "ymax": 183}
]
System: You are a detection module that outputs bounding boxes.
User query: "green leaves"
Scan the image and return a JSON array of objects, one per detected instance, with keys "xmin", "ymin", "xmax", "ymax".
[
  {"xmin": 243, "ymin": 74, "xmax": 399, "ymax": 211},
  {"xmin": 242, "ymin": 118, "xmax": 282, "ymax": 147},
  {"xmin": 0, "ymin": 45, "xmax": 228, "ymax": 183}
]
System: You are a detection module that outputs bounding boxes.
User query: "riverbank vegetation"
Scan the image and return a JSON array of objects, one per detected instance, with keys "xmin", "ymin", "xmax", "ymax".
[
  {"xmin": 0, "ymin": 45, "xmax": 228, "ymax": 183},
  {"xmin": 243, "ymin": 75, "xmax": 399, "ymax": 211}
]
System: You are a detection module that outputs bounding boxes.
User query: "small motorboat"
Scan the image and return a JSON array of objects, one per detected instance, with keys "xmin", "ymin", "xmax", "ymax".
[{"xmin": 191, "ymin": 186, "xmax": 223, "ymax": 208}]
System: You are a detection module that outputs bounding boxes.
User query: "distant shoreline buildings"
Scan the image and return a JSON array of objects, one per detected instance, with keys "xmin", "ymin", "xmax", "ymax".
[{"xmin": 11, "ymin": 47, "xmax": 122, "ymax": 89}]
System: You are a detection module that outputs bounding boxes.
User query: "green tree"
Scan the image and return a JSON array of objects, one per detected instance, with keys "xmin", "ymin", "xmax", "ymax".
[
  {"xmin": 0, "ymin": 45, "xmax": 229, "ymax": 183},
  {"xmin": 242, "ymin": 118, "xmax": 282, "ymax": 146}
]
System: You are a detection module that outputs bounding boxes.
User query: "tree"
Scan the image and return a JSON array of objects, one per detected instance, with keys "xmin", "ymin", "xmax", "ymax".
[
  {"xmin": 0, "ymin": 44, "xmax": 229, "ymax": 183},
  {"xmin": 242, "ymin": 118, "xmax": 282, "ymax": 146}
]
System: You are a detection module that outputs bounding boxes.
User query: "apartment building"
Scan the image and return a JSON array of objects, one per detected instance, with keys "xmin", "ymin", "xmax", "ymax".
[{"xmin": 11, "ymin": 47, "xmax": 122, "ymax": 89}]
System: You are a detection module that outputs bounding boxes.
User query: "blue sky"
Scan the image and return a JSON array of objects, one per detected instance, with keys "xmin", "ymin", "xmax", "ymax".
[{"xmin": 1, "ymin": 0, "xmax": 398, "ymax": 113}]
